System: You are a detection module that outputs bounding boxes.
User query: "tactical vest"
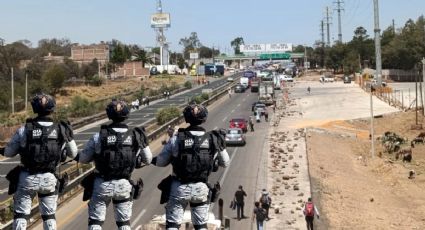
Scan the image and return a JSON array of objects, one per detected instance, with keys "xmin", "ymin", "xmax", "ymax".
[
  {"xmin": 95, "ymin": 125, "xmax": 137, "ymax": 180},
  {"xmin": 172, "ymin": 130, "xmax": 215, "ymax": 184},
  {"xmin": 21, "ymin": 119, "xmax": 62, "ymax": 173}
]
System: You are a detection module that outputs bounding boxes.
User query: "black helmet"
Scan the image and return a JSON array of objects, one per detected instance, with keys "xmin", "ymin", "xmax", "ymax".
[
  {"xmin": 31, "ymin": 93, "xmax": 56, "ymax": 115},
  {"xmin": 183, "ymin": 104, "xmax": 208, "ymax": 125},
  {"xmin": 106, "ymin": 99, "xmax": 129, "ymax": 121}
]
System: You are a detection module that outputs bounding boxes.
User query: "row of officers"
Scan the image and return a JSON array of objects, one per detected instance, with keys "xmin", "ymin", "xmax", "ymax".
[{"xmin": 1, "ymin": 93, "xmax": 230, "ymax": 230}]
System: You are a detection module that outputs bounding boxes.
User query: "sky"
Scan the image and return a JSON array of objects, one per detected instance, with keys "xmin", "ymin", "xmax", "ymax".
[{"xmin": 1, "ymin": 0, "xmax": 424, "ymax": 53}]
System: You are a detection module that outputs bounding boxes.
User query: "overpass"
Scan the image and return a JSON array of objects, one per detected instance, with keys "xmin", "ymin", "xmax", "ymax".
[{"xmin": 214, "ymin": 52, "xmax": 305, "ymax": 67}]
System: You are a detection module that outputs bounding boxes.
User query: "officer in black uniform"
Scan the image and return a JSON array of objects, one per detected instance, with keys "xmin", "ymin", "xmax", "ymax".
[
  {"xmin": 78, "ymin": 99, "xmax": 152, "ymax": 230},
  {"xmin": 3, "ymin": 93, "xmax": 78, "ymax": 230},
  {"xmin": 152, "ymin": 103, "xmax": 230, "ymax": 230}
]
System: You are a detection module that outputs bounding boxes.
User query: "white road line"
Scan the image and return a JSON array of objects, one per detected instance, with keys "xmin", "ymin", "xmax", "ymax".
[
  {"xmin": 144, "ymin": 115, "xmax": 149, "ymax": 118},
  {"xmin": 214, "ymin": 126, "xmax": 218, "ymax": 130},
  {"xmin": 131, "ymin": 209, "xmax": 146, "ymax": 228},
  {"xmin": 211, "ymin": 147, "xmax": 238, "ymax": 210},
  {"xmin": 242, "ymin": 98, "xmax": 246, "ymax": 102},
  {"xmin": 127, "ymin": 122, "xmax": 133, "ymax": 125},
  {"xmin": 231, "ymin": 109, "xmax": 235, "ymax": 113},
  {"xmin": 222, "ymin": 116, "xmax": 228, "ymax": 122},
  {"xmin": 237, "ymin": 103, "xmax": 241, "ymax": 107}
]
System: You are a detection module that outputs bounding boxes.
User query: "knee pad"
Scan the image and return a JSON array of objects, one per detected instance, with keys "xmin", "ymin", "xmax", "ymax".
[
  {"xmin": 193, "ymin": 223, "xmax": 208, "ymax": 230},
  {"xmin": 14, "ymin": 212, "xmax": 30, "ymax": 220},
  {"xmin": 166, "ymin": 221, "xmax": 181, "ymax": 229},
  {"xmin": 116, "ymin": 220, "xmax": 130, "ymax": 228},
  {"xmin": 41, "ymin": 214, "xmax": 55, "ymax": 221},
  {"xmin": 89, "ymin": 218, "xmax": 104, "ymax": 227}
]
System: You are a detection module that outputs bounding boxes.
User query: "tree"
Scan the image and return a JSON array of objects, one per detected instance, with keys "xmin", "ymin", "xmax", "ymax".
[
  {"xmin": 42, "ymin": 65, "xmax": 65, "ymax": 94},
  {"xmin": 81, "ymin": 59, "xmax": 99, "ymax": 80},
  {"xmin": 132, "ymin": 48, "xmax": 152, "ymax": 67},
  {"xmin": 37, "ymin": 38, "xmax": 71, "ymax": 56},
  {"xmin": 230, "ymin": 37, "xmax": 244, "ymax": 54},
  {"xmin": 199, "ymin": 46, "xmax": 219, "ymax": 58},
  {"xmin": 179, "ymin": 32, "xmax": 202, "ymax": 59}
]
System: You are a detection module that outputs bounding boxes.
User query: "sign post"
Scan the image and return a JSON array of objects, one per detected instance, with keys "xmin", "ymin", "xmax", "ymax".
[{"xmin": 190, "ymin": 52, "xmax": 199, "ymax": 84}]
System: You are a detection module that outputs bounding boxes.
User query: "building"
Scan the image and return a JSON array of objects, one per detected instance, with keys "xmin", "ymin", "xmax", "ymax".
[
  {"xmin": 71, "ymin": 43, "xmax": 110, "ymax": 65},
  {"xmin": 43, "ymin": 53, "xmax": 65, "ymax": 63},
  {"xmin": 115, "ymin": 61, "xmax": 149, "ymax": 79}
]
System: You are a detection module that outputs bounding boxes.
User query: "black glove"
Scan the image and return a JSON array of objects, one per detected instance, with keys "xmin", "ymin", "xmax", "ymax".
[
  {"xmin": 151, "ymin": 157, "xmax": 157, "ymax": 166},
  {"xmin": 60, "ymin": 120, "xmax": 74, "ymax": 142},
  {"xmin": 132, "ymin": 178, "xmax": 144, "ymax": 200},
  {"xmin": 134, "ymin": 127, "xmax": 149, "ymax": 149},
  {"xmin": 73, "ymin": 153, "xmax": 80, "ymax": 162}
]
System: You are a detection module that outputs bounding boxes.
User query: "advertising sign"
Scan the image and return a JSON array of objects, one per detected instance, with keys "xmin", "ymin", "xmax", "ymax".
[
  {"xmin": 265, "ymin": 43, "xmax": 293, "ymax": 52},
  {"xmin": 241, "ymin": 43, "xmax": 293, "ymax": 53},
  {"xmin": 151, "ymin": 13, "xmax": 171, "ymax": 28},
  {"xmin": 189, "ymin": 52, "xmax": 199, "ymax": 59}
]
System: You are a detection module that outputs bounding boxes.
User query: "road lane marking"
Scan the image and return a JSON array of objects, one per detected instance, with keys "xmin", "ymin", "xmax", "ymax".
[
  {"xmin": 210, "ymin": 147, "xmax": 238, "ymax": 210},
  {"xmin": 127, "ymin": 122, "xmax": 134, "ymax": 125},
  {"xmin": 144, "ymin": 115, "xmax": 149, "ymax": 118},
  {"xmin": 237, "ymin": 103, "xmax": 241, "ymax": 107},
  {"xmin": 242, "ymin": 98, "xmax": 246, "ymax": 102},
  {"xmin": 131, "ymin": 209, "xmax": 146, "ymax": 228},
  {"xmin": 222, "ymin": 116, "xmax": 228, "ymax": 122},
  {"xmin": 214, "ymin": 126, "xmax": 218, "ymax": 130},
  {"xmin": 231, "ymin": 109, "xmax": 235, "ymax": 113}
]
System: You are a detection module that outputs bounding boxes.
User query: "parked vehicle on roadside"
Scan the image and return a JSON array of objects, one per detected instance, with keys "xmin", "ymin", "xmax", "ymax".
[{"xmin": 343, "ymin": 75, "xmax": 351, "ymax": 84}]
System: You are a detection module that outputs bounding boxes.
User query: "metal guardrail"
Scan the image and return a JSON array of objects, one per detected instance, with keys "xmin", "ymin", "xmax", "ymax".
[{"xmin": 0, "ymin": 74, "xmax": 241, "ymax": 229}]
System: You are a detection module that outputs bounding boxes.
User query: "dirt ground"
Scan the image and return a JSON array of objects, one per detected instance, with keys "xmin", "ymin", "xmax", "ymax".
[{"xmin": 307, "ymin": 111, "xmax": 425, "ymax": 230}]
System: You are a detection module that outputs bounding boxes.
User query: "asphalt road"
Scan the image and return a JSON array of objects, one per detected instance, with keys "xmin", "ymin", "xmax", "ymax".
[
  {"xmin": 33, "ymin": 86, "xmax": 271, "ymax": 229},
  {"xmin": 0, "ymin": 77, "xmax": 231, "ymax": 202}
]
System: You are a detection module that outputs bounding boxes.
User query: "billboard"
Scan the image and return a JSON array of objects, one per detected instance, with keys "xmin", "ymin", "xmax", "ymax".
[
  {"xmin": 240, "ymin": 43, "xmax": 293, "ymax": 53},
  {"xmin": 151, "ymin": 13, "xmax": 171, "ymax": 28},
  {"xmin": 189, "ymin": 53, "xmax": 199, "ymax": 59}
]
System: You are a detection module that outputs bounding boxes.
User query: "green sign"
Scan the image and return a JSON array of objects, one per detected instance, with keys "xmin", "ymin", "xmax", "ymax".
[{"xmin": 259, "ymin": 53, "xmax": 291, "ymax": 60}]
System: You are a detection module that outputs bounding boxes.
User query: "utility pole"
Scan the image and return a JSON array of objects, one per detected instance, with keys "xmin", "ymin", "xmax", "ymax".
[
  {"xmin": 25, "ymin": 71, "xmax": 28, "ymax": 111},
  {"xmin": 325, "ymin": 6, "xmax": 332, "ymax": 47},
  {"xmin": 11, "ymin": 67, "xmax": 14, "ymax": 114},
  {"xmin": 392, "ymin": 19, "xmax": 396, "ymax": 35},
  {"xmin": 334, "ymin": 0, "xmax": 344, "ymax": 43},
  {"xmin": 320, "ymin": 20, "xmax": 325, "ymax": 46},
  {"xmin": 373, "ymin": 0, "xmax": 383, "ymax": 86}
]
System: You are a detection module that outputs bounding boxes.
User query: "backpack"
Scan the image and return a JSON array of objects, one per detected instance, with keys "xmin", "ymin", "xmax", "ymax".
[
  {"xmin": 305, "ymin": 202, "xmax": 314, "ymax": 217},
  {"xmin": 256, "ymin": 207, "xmax": 267, "ymax": 221},
  {"xmin": 172, "ymin": 129, "xmax": 215, "ymax": 183},
  {"xmin": 95, "ymin": 125, "xmax": 137, "ymax": 180},
  {"xmin": 21, "ymin": 118, "xmax": 63, "ymax": 173},
  {"xmin": 260, "ymin": 195, "xmax": 270, "ymax": 205}
]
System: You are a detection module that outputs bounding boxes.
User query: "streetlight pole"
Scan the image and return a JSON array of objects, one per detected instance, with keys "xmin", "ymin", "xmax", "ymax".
[
  {"xmin": 373, "ymin": 0, "xmax": 383, "ymax": 86},
  {"xmin": 370, "ymin": 83, "xmax": 375, "ymax": 158},
  {"xmin": 11, "ymin": 67, "xmax": 14, "ymax": 114}
]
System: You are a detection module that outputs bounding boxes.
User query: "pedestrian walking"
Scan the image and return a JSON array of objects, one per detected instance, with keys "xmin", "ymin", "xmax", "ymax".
[
  {"xmin": 259, "ymin": 189, "xmax": 272, "ymax": 220},
  {"xmin": 303, "ymin": 197, "xmax": 320, "ymax": 230},
  {"xmin": 249, "ymin": 116, "xmax": 255, "ymax": 132},
  {"xmin": 146, "ymin": 97, "xmax": 150, "ymax": 106},
  {"xmin": 234, "ymin": 185, "xmax": 247, "ymax": 220},
  {"xmin": 163, "ymin": 91, "xmax": 167, "ymax": 99},
  {"xmin": 252, "ymin": 201, "xmax": 267, "ymax": 230},
  {"xmin": 167, "ymin": 91, "xmax": 171, "ymax": 99},
  {"xmin": 3, "ymin": 93, "xmax": 78, "ymax": 230},
  {"xmin": 151, "ymin": 103, "xmax": 230, "ymax": 230},
  {"xmin": 264, "ymin": 110, "xmax": 269, "ymax": 122},
  {"xmin": 228, "ymin": 88, "xmax": 232, "ymax": 98},
  {"xmin": 78, "ymin": 99, "xmax": 152, "ymax": 230}
]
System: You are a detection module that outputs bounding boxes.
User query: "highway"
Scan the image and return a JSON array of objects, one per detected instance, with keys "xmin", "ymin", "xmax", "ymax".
[
  {"xmin": 32, "ymin": 85, "xmax": 271, "ymax": 229},
  {"xmin": 0, "ymin": 77, "xmax": 231, "ymax": 202}
]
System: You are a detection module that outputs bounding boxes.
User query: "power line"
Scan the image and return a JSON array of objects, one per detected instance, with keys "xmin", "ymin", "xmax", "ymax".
[{"xmin": 334, "ymin": 0, "xmax": 344, "ymax": 43}]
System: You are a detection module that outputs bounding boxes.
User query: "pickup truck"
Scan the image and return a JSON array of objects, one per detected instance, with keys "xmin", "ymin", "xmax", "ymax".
[{"xmin": 320, "ymin": 75, "xmax": 334, "ymax": 83}]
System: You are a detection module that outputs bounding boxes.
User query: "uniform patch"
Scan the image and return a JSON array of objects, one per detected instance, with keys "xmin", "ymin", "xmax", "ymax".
[
  {"xmin": 184, "ymin": 138, "xmax": 194, "ymax": 147},
  {"xmin": 48, "ymin": 129, "xmax": 58, "ymax": 138},
  {"xmin": 123, "ymin": 136, "xmax": 132, "ymax": 144},
  {"xmin": 32, "ymin": 129, "xmax": 42, "ymax": 138},
  {"xmin": 200, "ymin": 139, "xmax": 209, "ymax": 148},
  {"xmin": 107, "ymin": 135, "xmax": 117, "ymax": 144}
]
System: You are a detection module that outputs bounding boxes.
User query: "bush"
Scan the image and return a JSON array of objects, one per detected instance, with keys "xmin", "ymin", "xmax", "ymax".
[
  {"xmin": 88, "ymin": 74, "xmax": 104, "ymax": 86},
  {"xmin": 201, "ymin": 93, "xmax": 209, "ymax": 101},
  {"xmin": 69, "ymin": 96, "xmax": 94, "ymax": 117},
  {"xmin": 191, "ymin": 95, "xmax": 204, "ymax": 104},
  {"xmin": 156, "ymin": 106, "xmax": 180, "ymax": 125},
  {"xmin": 184, "ymin": 81, "xmax": 192, "ymax": 89}
]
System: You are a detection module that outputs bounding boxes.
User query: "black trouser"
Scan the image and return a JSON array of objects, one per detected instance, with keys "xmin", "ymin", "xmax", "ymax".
[
  {"xmin": 250, "ymin": 124, "xmax": 254, "ymax": 131},
  {"xmin": 236, "ymin": 202, "xmax": 245, "ymax": 219},
  {"xmin": 306, "ymin": 216, "xmax": 314, "ymax": 230},
  {"xmin": 262, "ymin": 203, "xmax": 270, "ymax": 219}
]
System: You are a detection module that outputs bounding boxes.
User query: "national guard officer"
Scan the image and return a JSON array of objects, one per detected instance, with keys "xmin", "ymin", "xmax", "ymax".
[
  {"xmin": 77, "ymin": 99, "xmax": 152, "ymax": 230},
  {"xmin": 3, "ymin": 93, "xmax": 78, "ymax": 230},
  {"xmin": 152, "ymin": 103, "xmax": 230, "ymax": 230}
]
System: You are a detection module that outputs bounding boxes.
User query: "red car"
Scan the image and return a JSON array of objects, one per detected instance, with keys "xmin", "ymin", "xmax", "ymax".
[{"xmin": 229, "ymin": 118, "xmax": 248, "ymax": 133}]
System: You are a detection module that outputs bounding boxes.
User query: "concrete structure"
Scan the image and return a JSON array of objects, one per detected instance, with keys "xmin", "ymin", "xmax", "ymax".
[
  {"xmin": 71, "ymin": 43, "xmax": 110, "ymax": 65},
  {"xmin": 115, "ymin": 61, "xmax": 149, "ymax": 78},
  {"xmin": 43, "ymin": 53, "xmax": 65, "ymax": 63}
]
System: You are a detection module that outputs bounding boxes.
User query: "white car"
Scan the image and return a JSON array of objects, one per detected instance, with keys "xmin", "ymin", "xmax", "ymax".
[
  {"xmin": 227, "ymin": 77, "xmax": 234, "ymax": 82},
  {"xmin": 279, "ymin": 74, "xmax": 294, "ymax": 82}
]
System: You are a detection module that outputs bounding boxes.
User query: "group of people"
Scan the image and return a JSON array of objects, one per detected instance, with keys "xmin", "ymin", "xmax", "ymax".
[
  {"xmin": 232, "ymin": 187, "xmax": 272, "ymax": 230},
  {"xmin": 163, "ymin": 91, "xmax": 171, "ymax": 99},
  {"xmin": 2, "ymin": 93, "xmax": 230, "ymax": 230},
  {"xmin": 131, "ymin": 97, "xmax": 150, "ymax": 110}
]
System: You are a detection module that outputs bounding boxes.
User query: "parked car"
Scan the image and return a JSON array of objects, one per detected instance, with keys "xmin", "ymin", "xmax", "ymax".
[
  {"xmin": 343, "ymin": 75, "xmax": 351, "ymax": 84},
  {"xmin": 253, "ymin": 103, "xmax": 266, "ymax": 115},
  {"xmin": 229, "ymin": 118, "xmax": 248, "ymax": 133},
  {"xmin": 279, "ymin": 74, "xmax": 294, "ymax": 82},
  {"xmin": 227, "ymin": 76, "xmax": 234, "ymax": 82},
  {"xmin": 251, "ymin": 102, "xmax": 265, "ymax": 112},
  {"xmin": 225, "ymin": 128, "xmax": 246, "ymax": 146},
  {"xmin": 234, "ymin": 84, "xmax": 245, "ymax": 93}
]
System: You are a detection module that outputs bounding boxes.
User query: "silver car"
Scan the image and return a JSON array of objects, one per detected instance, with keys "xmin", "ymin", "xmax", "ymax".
[{"xmin": 225, "ymin": 128, "xmax": 246, "ymax": 146}]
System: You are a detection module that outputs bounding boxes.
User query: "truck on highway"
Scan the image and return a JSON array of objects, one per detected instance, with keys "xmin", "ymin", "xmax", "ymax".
[
  {"xmin": 258, "ymin": 81, "xmax": 274, "ymax": 105},
  {"xmin": 251, "ymin": 79, "xmax": 259, "ymax": 92},
  {"xmin": 240, "ymin": 77, "xmax": 250, "ymax": 89}
]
